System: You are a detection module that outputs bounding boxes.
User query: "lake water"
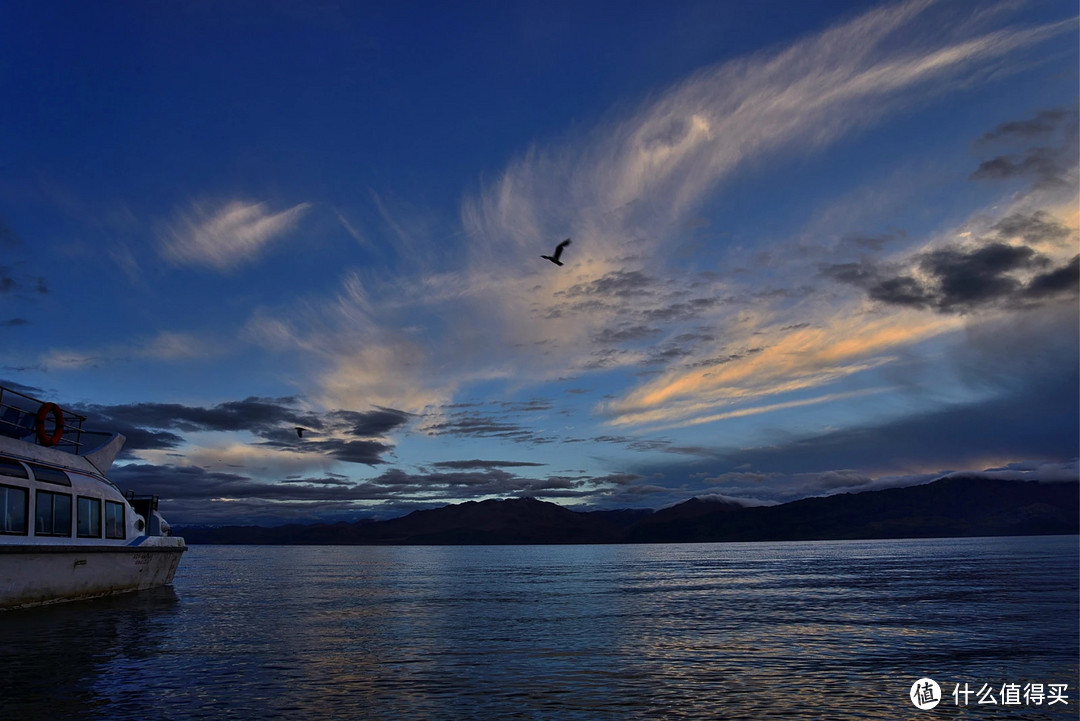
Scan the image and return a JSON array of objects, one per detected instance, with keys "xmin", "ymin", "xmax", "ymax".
[{"xmin": 1, "ymin": 536, "xmax": 1076, "ymax": 720}]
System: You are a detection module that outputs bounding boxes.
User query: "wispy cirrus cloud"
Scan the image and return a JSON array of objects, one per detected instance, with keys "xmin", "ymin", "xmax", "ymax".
[
  {"xmin": 461, "ymin": 0, "xmax": 1072, "ymax": 259},
  {"xmin": 600, "ymin": 311, "xmax": 963, "ymax": 428},
  {"xmin": 158, "ymin": 200, "xmax": 311, "ymax": 270},
  {"xmin": 460, "ymin": 0, "xmax": 1073, "ymax": 372},
  {"xmin": 246, "ymin": 0, "xmax": 1074, "ymax": 435},
  {"xmin": 30, "ymin": 330, "xmax": 227, "ymax": 375},
  {"xmin": 604, "ymin": 191, "xmax": 1078, "ymax": 429}
]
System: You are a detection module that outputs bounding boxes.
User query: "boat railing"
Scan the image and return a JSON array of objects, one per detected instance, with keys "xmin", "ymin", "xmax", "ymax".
[
  {"xmin": 125, "ymin": 490, "xmax": 159, "ymax": 512},
  {"xmin": 0, "ymin": 384, "xmax": 95, "ymax": 455},
  {"xmin": 125, "ymin": 491, "xmax": 167, "ymax": 535}
]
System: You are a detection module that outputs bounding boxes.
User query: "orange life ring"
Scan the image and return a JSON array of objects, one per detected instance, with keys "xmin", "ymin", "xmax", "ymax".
[{"xmin": 35, "ymin": 402, "xmax": 64, "ymax": 447}]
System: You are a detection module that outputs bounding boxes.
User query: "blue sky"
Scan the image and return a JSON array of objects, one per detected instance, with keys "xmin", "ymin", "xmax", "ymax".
[{"xmin": 2, "ymin": 0, "xmax": 1077, "ymax": 525}]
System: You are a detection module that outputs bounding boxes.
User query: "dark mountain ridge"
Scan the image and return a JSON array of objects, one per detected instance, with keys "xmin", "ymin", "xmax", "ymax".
[{"xmin": 176, "ymin": 476, "xmax": 1078, "ymax": 545}]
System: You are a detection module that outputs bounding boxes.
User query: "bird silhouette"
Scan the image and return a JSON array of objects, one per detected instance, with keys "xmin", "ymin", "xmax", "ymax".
[
  {"xmin": 295, "ymin": 427, "xmax": 305, "ymax": 438},
  {"xmin": 541, "ymin": 238, "xmax": 571, "ymax": 266}
]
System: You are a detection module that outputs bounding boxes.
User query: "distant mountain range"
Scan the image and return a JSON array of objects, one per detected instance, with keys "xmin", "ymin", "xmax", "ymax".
[{"xmin": 175, "ymin": 476, "xmax": 1079, "ymax": 545}]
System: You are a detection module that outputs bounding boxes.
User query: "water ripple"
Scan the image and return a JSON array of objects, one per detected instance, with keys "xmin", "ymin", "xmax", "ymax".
[{"xmin": 0, "ymin": 536, "xmax": 1075, "ymax": 719}]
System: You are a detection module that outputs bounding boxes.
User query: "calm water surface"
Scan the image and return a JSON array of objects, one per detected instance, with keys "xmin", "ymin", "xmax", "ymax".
[{"xmin": 1, "ymin": 536, "xmax": 1077, "ymax": 720}]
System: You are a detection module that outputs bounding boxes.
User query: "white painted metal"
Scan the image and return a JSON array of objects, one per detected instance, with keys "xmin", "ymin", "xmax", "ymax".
[
  {"xmin": 0, "ymin": 386, "xmax": 186, "ymax": 609},
  {"xmin": 0, "ymin": 546, "xmax": 184, "ymax": 610}
]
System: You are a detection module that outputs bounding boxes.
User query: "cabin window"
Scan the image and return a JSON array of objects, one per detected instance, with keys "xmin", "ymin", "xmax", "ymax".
[
  {"xmin": 0, "ymin": 484, "xmax": 28, "ymax": 534},
  {"xmin": 35, "ymin": 491, "xmax": 71, "ymax": 536},
  {"xmin": 77, "ymin": 496, "xmax": 102, "ymax": 538},
  {"xmin": 105, "ymin": 501, "xmax": 125, "ymax": 539},
  {"xmin": 0, "ymin": 457, "xmax": 28, "ymax": 479},
  {"xmin": 28, "ymin": 464, "xmax": 70, "ymax": 487}
]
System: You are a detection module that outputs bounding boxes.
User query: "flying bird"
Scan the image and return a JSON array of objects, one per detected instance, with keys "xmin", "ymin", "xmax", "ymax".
[
  {"xmin": 295, "ymin": 427, "xmax": 305, "ymax": 438},
  {"xmin": 541, "ymin": 238, "xmax": 571, "ymax": 266}
]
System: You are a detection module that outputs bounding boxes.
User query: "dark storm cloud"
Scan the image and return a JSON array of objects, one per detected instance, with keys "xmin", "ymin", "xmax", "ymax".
[
  {"xmin": 582, "ymin": 347, "xmax": 632, "ymax": 370},
  {"xmin": 257, "ymin": 407, "xmax": 409, "ymax": 466},
  {"xmin": 599, "ymin": 483, "xmax": 682, "ymax": 504},
  {"xmin": 0, "ymin": 264, "xmax": 48, "ymax": 298},
  {"xmin": 688, "ymin": 346, "xmax": 764, "ymax": 368},
  {"xmin": 119, "ymin": 428, "xmax": 187, "ymax": 456},
  {"xmin": 586, "ymin": 315, "xmax": 722, "ymax": 367},
  {"xmin": 79, "ymin": 396, "xmax": 409, "ymax": 464},
  {"xmin": 0, "ymin": 378, "xmax": 46, "ymax": 396},
  {"xmin": 644, "ymin": 346, "xmax": 694, "ymax": 366},
  {"xmin": 978, "ymin": 108, "xmax": 1071, "ymax": 142},
  {"xmin": 116, "ymin": 462, "xmax": 576, "ymax": 509},
  {"xmin": 558, "ymin": 270, "xmax": 655, "ymax": 299},
  {"xmin": 425, "ymin": 414, "xmax": 531, "ymax": 442},
  {"xmin": 320, "ymin": 439, "xmax": 395, "ymax": 466},
  {"xmin": 592, "ymin": 472, "xmax": 645, "ymax": 486},
  {"xmin": 991, "ymin": 211, "xmax": 1071, "ymax": 243},
  {"xmin": 420, "ymin": 401, "xmax": 560, "ymax": 445},
  {"xmin": 431, "ymin": 459, "xmax": 547, "ymax": 470},
  {"xmin": 496, "ymin": 399, "xmax": 553, "ymax": 412},
  {"xmin": 970, "ymin": 149, "xmax": 1060, "ymax": 183},
  {"xmin": 593, "ymin": 434, "xmax": 715, "ymax": 456},
  {"xmin": 970, "ymin": 107, "xmax": 1078, "ymax": 189},
  {"xmin": 822, "ymin": 235, "xmax": 1078, "ymax": 313},
  {"xmin": 111, "ymin": 464, "xmax": 267, "ymax": 499},
  {"xmin": 170, "ymin": 498, "xmax": 372, "ymax": 526},
  {"xmin": 639, "ymin": 330, "xmax": 722, "ymax": 367},
  {"xmin": 918, "ymin": 243, "xmax": 1044, "ymax": 310},
  {"xmin": 80, "ymin": 396, "xmax": 317, "ymax": 434},
  {"xmin": 420, "ymin": 411, "xmax": 544, "ymax": 443},
  {"xmin": 862, "ymin": 274, "xmax": 934, "ymax": 307},
  {"xmin": 640, "ymin": 297, "xmax": 722, "ymax": 322},
  {"xmin": 329, "ymin": 407, "xmax": 412, "ymax": 437},
  {"xmin": 672, "ymin": 331, "xmax": 716, "ymax": 345},
  {"xmin": 365, "ymin": 467, "xmax": 594, "ymax": 499},
  {"xmin": 1026, "ymin": 255, "xmax": 1080, "ymax": 299},
  {"xmin": 593, "ymin": 324, "xmax": 662, "ymax": 345},
  {"xmin": 547, "ymin": 268, "xmax": 721, "ymax": 322},
  {"xmin": 543, "ymin": 266, "xmax": 725, "ymax": 368},
  {"xmin": 542, "ymin": 298, "xmax": 613, "ymax": 319},
  {"xmin": 114, "ymin": 456, "xmax": 645, "ymax": 524},
  {"xmin": 281, "ymin": 475, "xmax": 354, "ymax": 486},
  {"xmin": 110, "ymin": 463, "xmax": 411, "ymax": 506},
  {"xmin": 543, "ymin": 270, "xmax": 654, "ymax": 318}
]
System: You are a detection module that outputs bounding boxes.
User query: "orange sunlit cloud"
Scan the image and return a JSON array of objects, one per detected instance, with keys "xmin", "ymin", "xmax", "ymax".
[{"xmin": 603, "ymin": 308, "xmax": 964, "ymax": 428}]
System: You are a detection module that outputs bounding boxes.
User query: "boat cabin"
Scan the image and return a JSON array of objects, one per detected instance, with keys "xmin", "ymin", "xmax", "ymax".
[
  {"xmin": 0, "ymin": 385, "xmax": 172, "ymax": 547},
  {"xmin": 0, "ymin": 455, "xmax": 162, "ymax": 544}
]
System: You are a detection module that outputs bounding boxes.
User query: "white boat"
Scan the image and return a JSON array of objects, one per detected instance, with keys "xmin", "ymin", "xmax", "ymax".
[{"xmin": 0, "ymin": 384, "xmax": 185, "ymax": 610}]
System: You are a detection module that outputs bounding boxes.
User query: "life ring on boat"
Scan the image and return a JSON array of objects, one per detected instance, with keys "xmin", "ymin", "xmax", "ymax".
[{"xmin": 35, "ymin": 402, "xmax": 64, "ymax": 447}]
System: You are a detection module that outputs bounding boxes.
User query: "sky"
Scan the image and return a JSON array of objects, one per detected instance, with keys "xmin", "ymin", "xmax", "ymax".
[{"xmin": 1, "ymin": 0, "xmax": 1077, "ymax": 526}]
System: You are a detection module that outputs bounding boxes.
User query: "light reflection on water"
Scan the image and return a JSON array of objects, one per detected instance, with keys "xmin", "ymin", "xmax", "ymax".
[{"xmin": 0, "ymin": 536, "xmax": 1076, "ymax": 720}]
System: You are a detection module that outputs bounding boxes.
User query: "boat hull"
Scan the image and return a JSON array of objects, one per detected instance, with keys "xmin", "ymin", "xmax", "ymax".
[{"xmin": 0, "ymin": 544, "xmax": 185, "ymax": 610}]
